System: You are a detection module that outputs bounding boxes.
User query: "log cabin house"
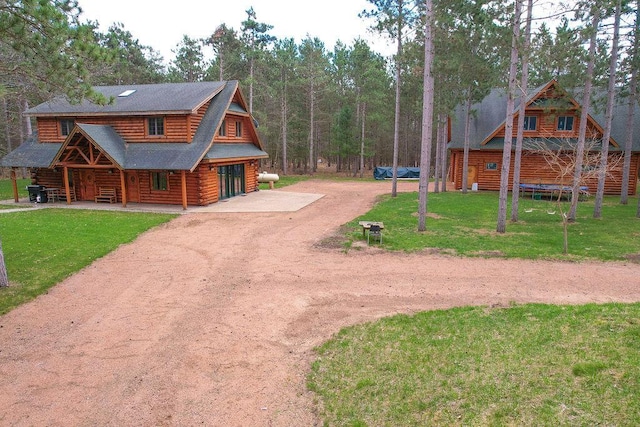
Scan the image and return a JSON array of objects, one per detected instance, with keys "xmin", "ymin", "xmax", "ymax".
[
  {"xmin": 448, "ymin": 79, "xmax": 640, "ymax": 195},
  {"xmin": 1, "ymin": 80, "xmax": 268, "ymax": 209}
]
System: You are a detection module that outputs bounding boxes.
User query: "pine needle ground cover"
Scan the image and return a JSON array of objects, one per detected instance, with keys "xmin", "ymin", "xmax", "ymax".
[
  {"xmin": 0, "ymin": 209, "xmax": 176, "ymax": 314},
  {"xmin": 350, "ymin": 191, "xmax": 640, "ymax": 261},
  {"xmin": 309, "ymin": 303, "xmax": 640, "ymax": 426}
]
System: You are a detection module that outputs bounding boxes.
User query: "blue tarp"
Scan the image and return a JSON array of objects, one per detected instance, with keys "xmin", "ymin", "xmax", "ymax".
[{"xmin": 373, "ymin": 167, "xmax": 420, "ymax": 180}]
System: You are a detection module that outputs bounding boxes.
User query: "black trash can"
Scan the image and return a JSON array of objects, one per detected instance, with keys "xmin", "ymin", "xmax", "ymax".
[{"xmin": 27, "ymin": 185, "xmax": 43, "ymax": 202}]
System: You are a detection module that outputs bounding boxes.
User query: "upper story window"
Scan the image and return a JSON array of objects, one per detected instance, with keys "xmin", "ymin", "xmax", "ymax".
[
  {"xmin": 219, "ymin": 120, "xmax": 227, "ymax": 137},
  {"xmin": 557, "ymin": 116, "xmax": 574, "ymax": 131},
  {"xmin": 523, "ymin": 116, "xmax": 537, "ymax": 131},
  {"xmin": 60, "ymin": 119, "xmax": 75, "ymax": 136},
  {"xmin": 148, "ymin": 117, "xmax": 164, "ymax": 136},
  {"xmin": 235, "ymin": 120, "xmax": 242, "ymax": 137}
]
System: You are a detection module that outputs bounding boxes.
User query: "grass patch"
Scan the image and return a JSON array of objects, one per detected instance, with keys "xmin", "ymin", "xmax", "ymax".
[
  {"xmin": 258, "ymin": 174, "xmax": 310, "ymax": 190},
  {"xmin": 0, "ymin": 208, "xmax": 176, "ymax": 314},
  {"xmin": 350, "ymin": 191, "xmax": 640, "ymax": 261},
  {"xmin": 0, "ymin": 177, "xmax": 30, "ymax": 200},
  {"xmin": 258, "ymin": 173, "xmax": 380, "ymax": 190},
  {"xmin": 309, "ymin": 303, "xmax": 640, "ymax": 426}
]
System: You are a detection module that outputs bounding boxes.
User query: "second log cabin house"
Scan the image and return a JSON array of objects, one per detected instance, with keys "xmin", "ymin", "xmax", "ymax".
[
  {"xmin": 448, "ymin": 79, "xmax": 640, "ymax": 195},
  {"xmin": 1, "ymin": 80, "xmax": 268, "ymax": 209}
]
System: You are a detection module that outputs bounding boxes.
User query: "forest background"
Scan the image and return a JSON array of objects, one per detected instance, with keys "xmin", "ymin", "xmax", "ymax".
[{"xmin": 0, "ymin": 0, "xmax": 637, "ymax": 177}]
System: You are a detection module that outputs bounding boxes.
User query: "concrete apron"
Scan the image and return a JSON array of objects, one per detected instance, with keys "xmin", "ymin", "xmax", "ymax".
[{"xmin": 1, "ymin": 190, "xmax": 325, "ymax": 214}]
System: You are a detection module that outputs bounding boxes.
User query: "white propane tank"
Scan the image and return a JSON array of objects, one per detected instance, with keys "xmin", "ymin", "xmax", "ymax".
[{"xmin": 257, "ymin": 172, "xmax": 280, "ymax": 183}]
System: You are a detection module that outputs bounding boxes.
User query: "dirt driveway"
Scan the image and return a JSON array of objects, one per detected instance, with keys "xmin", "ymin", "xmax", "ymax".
[{"xmin": 1, "ymin": 180, "xmax": 639, "ymax": 426}]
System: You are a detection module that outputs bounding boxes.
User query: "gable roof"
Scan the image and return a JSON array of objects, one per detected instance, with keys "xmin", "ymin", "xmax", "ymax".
[
  {"xmin": 1, "ymin": 81, "xmax": 268, "ymax": 170},
  {"xmin": 449, "ymin": 79, "xmax": 640, "ymax": 152},
  {"xmin": 25, "ymin": 81, "xmax": 227, "ymax": 116}
]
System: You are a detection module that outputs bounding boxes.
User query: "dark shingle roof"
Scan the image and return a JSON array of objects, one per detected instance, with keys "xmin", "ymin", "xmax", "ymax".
[
  {"xmin": 205, "ymin": 143, "xmax": 268, "ymax": 160},
  {"xmin": 2, "ymin": 81, "xmax": 268, "ymax": 170},
  {"xmin": 25, "ymin": 81, "xmax": 226, "ymax": 116},
  {"xmin": 0, "ymin": 135, "xmax": 60, "ymax": 167},
  {"xmin": 86, "ymin": 81, "xmax": 261, "ymax": 170},
  {"xmin": 449, "ymin": 81, "xmax": 640, "ymax": 152},
  {"xmin": 74, "ymin": 123, "xmax": 126, "ymax": 166}
]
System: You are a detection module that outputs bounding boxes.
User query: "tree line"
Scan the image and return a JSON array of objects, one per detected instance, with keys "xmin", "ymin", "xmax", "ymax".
[{"xmin": 0, "ymin": 0, "xmax": 638, "ymax": 180}]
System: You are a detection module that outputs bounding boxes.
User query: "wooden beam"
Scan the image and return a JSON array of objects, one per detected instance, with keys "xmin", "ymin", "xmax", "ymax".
[
  {"xmin": 10, "ymin": 169, "xmax": 18, "ymax": 202},
  {"xmin": 63, "ymin": 166, "xmax": 71, "ymax": 205},
  {"xmin": 120, "ymin": 169, "xmax": 127, "ymax": 207},
  {"xmin": 181, "ymin": 170, "xmax": 188, "ymax": 210}
]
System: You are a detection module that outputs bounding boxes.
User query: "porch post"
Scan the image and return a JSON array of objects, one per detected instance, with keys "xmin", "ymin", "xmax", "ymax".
[
  {"xmin": 63, "ymin": 166, "xmax": 71, "ymax": 205},
  {"xmin": 10, "ymin": 169, "xmax": 18, "ymax": 202},
  {"xmin": 119, "ymin": 169, "xmax": 127, "ymax": 207},
  {"xmin": 181, "ymin": 170, "xmax": 188, "ymax": 210}
]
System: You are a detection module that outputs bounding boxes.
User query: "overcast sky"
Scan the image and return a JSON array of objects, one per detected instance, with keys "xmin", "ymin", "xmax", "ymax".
[{"xmin": 78, "ymin": 0, "xmax": 395, "ymax": 64}]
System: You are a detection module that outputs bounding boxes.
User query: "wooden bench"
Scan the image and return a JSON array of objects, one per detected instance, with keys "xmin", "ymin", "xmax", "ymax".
[{"xmin": 95, "ymin": 187, "xmax": 116, "ymax": 203}]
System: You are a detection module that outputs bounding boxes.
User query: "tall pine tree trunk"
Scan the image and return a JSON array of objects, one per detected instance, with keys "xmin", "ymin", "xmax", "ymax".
[
  {"xmin": 511, "ymin": 0, "xmax": 533, "ymax": 222},
  {"xmin": 462, "ymin": 92, "xmax": 472, "ymax": 194},
  {"xmin": 308, "ymin": 80, "xmax": 315, "ymax": 173},
  {"xmin": 434, "ymin": 121, "xmax": 441, "ymax": 193},
  {"xmin": 418, "ymin": 0, "xmax": 435, "ymax": 232},
  {"xmin": 569, "ymin": 9, "xmax": 599, "ymax": 221},
  {"xmin": 360, "ymin": 103, "xmax": 366, "ymax": 178},
  {"xmin": 621, "ymin": 0, "xmax": 638, "ymax": 205},
  {"xmin": 497, "ymin": 0, "xmax": 522, "ymax": 233},
  {"xmin": 594, "ymin": 0, "xmax": 621, "ymax": 218},
  {"xmin": 2, "ymin": 97, "xmax": 12, "ymax": 153},
  {"xmin": 0, "ymin": 238, "xmax": 8, "ymax": 287},
  {"xmin": 439, "ymin": 114, "xmax": 448, "ymax": 191},
  {"xmin": 281, "ymin": 79, "xmax": 288, "ymax": 175},
  {"xmin": 249, "ymin": 57, "xmax": 254, "ymax": 113},
  {"xmin": 391, "ymin": 0, "xmax": 404, "ymax": 197}
]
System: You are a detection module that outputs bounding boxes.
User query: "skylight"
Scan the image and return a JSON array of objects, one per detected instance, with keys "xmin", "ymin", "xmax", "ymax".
[{"xmin": 118, "ymin": 89, "xmax": 136, "ymax": 97}]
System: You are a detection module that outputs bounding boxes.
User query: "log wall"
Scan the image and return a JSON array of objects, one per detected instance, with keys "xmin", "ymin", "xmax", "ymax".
[
  {"xmin": 35, "ymin": 113, "xmax": 204, "ymax": 143},
  {"xmin": 33, "ymin": 159, "xmax": 260, "ymax": 206},
  {"xmin": 450, "ymin": 149, "xmax": 639, "ymax": 195},
  {"xmin": 492, "ymin": 114, "xmax": 601, "ymax": 141},
  {"xmin": 215, "ymin": 114, "xmax": 253, "ymax": 144}
]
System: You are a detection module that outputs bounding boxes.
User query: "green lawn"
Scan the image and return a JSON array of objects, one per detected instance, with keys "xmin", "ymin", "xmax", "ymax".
[
  {"xmin": 0, "ymin": 177, "xmax": 30, "ymax": 207},
  {"xmin": 309, "ymin": 303, "xmax": 640, "ymax": 426},
  {"xmin": 310, "ymin": 187, "xmax": 640, "ymax": 426},
  {"xmin": 0, "ymin": 208, "xmax": 176, "ymax": 314},
  {"xmin": 349, "ymin": 191, "xmax": 640, "ymax": 261},
  {"xmin": 1, "ymin": 178, "xmax": 638, "ymax": 425}
]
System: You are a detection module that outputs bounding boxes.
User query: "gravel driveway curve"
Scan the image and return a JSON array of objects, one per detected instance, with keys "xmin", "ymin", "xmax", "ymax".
[{"xmin": 1, "ymin": 180, "xmax": 639, "ymax": 426}]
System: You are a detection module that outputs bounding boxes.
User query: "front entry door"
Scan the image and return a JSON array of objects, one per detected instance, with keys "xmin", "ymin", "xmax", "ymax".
[
  {"xmin": 79, "ymin": 170, "xmax": 95, "ymax": 201},
  {"xmin": 126, "ymin": 171, "xmax": 140, "ymax": 203},
  {"xmin": 467, "ymin": 166, "xmax": 478, "ymax": 189}
]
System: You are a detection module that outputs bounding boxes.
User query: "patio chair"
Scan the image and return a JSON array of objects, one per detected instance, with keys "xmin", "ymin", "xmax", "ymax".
[{"xmin": 367, "ymin": 224, "xmax": 382, "ymax": 245}]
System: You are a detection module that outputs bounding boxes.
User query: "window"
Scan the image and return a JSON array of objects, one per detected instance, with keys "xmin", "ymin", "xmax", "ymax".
[
  {"xmin": 486, "ymin": 162, "xmax": 498, "ymax": 171},
  {"xmin": 151, "ymin": 171, "xmax": 168, "ymax": 191},
  {"xmin": 148, "ymin": 117, "xmax": 164, "ymax": 136},
  {"xmin": 218, "ymin": 164, "xmax": 245, "ymax": 199},
  {"xmin": 523, "ymin": 116, "xmax": 537, "ymax": 131},
  {"xmin": 557, "ymin": 116, "xmax": 574, "ymax": 131},
  {"xmin": 118, "ymin": 89, "xmax": 136, "ymax": 97},
  {"xmin": 235, "ymin": 120, "xmax": 242, "ymax": 137},
  {"xmin": 60, "ymin": 119, "xmax": 74, "ymax": 136},
  {"xmin": 219, "ymin": 120, "xmax": 227, "ymax": 137}
]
